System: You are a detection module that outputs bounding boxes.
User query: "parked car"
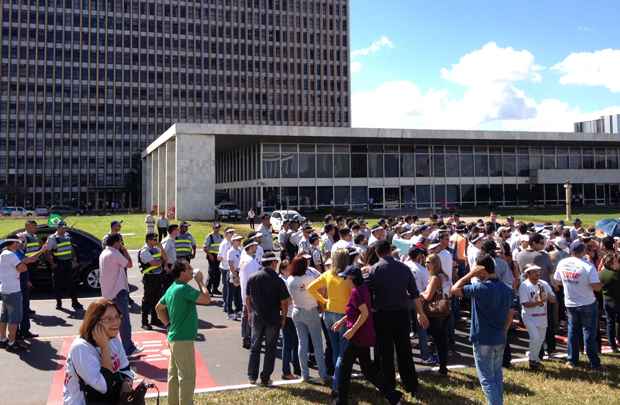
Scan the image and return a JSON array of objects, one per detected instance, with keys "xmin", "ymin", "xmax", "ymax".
[
  {"xmin": 214, "ymin": 202, "xmax": 241, "ymax": 220},
  {"xmin": 34, "ymin": 207, "xmax": 49, "ymax": 216},
  {"xmin": 2, "ymin": 206, "xmax": 35, "ymax": 217},
  {"xmin": 2, "ymin": 225, "xmax": 103, "ymax": 291},
  {"xmin": 49, "ymin": 205, "xmax": 79, "ymax": 216},
  {"xmin": 270, "ymin": 210, "xmax": 305, "ymax": 232}
]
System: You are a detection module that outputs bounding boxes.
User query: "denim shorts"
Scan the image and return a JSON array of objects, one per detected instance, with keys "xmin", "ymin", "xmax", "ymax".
[{"xmin": 0, "ymin": 292, "xmax": 23, "ymax": 324}]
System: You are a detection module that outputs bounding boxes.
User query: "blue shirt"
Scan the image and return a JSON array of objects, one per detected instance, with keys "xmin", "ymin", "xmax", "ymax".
[{"xmin": 463, "ymin": 278, "xmax": 512, "ymax": 345}]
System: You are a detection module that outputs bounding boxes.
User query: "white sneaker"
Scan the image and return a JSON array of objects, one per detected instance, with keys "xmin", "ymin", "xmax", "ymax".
[{"xmin": 129, "ymin": 346, "xmax": 144, "ymax": 357}]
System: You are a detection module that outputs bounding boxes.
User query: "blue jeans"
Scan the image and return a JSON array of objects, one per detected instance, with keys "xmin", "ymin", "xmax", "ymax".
[
  {"xmin": 323, "ymin": 311, "xmax": 348, "ymax": 392},
  {"xmin": 220, "ymin": 268, "xmax": 229, "ymax": 313},
  {"xmin": 227, "ymin": 284, "xmax": 242, "ymax": 314},
  {"xmin": 447, "ymin": 297, "xmax": 460, "ymax": 349},
  {"xmin": 473, "ymin": 343, "xmax": 505, "ymax": 405},
  {"xmin": 567, "ymin": 302, "xmax": 600, "ymax": 367},
  {"xmin": 412, "ymin": 311, "xmax": 430, "ymax": 360},
  {"xmin": 281, "ymin": 317, "xmax": 301, "ymax": 375},
  {"xmin": 293, "ymin": 307, "xmax": 328, "ymax": 379},
  {"xmin": 604, "ymin": 300, "xmax": 619, "ymax": 349},
  {"xmin": 113, "ymin": 290, "xmax": 137, "ymax": 355}
]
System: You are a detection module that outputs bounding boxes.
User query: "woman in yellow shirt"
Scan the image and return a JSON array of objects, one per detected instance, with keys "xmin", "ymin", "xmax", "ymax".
[{"xmin": 307, "ymin": 248, "xmax": 352, "ymax": 394}]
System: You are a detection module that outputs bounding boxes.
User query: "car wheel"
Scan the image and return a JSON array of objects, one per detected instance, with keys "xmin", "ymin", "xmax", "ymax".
[{"xmin": 85, "ymin": 268, "xmax": 101, "ymax": 290}]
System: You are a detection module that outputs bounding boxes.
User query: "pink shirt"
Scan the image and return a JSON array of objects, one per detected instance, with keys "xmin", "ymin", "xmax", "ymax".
[{"xmin": 99, "ymin": 247, "xmax": 129, "ymax": 299}]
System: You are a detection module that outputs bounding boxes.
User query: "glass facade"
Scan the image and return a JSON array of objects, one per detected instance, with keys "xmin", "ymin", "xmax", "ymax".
[
  {"xmin": 0, "ymin": 0, "xmax": 351, "ymax": 207},
  {"xmin": 217, "ymin": 141, "xmax": 620, "ymax": 211}
]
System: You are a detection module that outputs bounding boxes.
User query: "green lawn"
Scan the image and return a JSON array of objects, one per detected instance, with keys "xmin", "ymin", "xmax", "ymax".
[
  {"xmin": 0, "ymin": 214, "xmax": 252, "ymax": 249},
  {"xmin": 149, "ymin": 354, "xmax": 620, "ymax": 405}
]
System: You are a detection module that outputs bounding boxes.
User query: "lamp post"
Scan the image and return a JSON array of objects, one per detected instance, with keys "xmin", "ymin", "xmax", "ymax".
[{"xmin": 564, "ymin": 181, "xmax": 572, "ymax": 222}]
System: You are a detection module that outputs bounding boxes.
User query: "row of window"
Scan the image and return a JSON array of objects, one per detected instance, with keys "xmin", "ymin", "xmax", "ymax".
[{"xmin": 226, "ymin": 183, "xmax": 620, "ymax": 210}]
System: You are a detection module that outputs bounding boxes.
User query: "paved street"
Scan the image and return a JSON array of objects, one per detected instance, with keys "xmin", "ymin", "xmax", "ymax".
[{"xmin": 1, "ymin": 251, "xmax": 567, "ymax": 405}]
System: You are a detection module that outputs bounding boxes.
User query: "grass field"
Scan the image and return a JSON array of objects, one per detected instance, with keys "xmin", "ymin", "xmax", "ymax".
[
  {"xmin": 0, "ymin": 214, "xmax": 252, "ymax": 249},
  {"xmin": 0, "ymin": 208, "xmax": 618, "ymax": 249},
  {"xmin": 148, "ymin": 354, "xmax": 620, "ymax": 405}
]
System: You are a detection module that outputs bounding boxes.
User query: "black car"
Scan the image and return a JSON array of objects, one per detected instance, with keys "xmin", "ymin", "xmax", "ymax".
[{"xmin": 2, "ymin": 225, "xmax": 103, "ymax": 291}]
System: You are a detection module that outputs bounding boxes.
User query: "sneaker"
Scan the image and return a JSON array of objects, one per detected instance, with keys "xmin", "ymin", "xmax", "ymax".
[
  {"xmin": 248, "ymin": 379, "xmax": 257, "ymax": 385},
  {"xmin": 242, "ymin": 340, "xmax": 251, "ymax": 349},
  {"xmin": 565, "ymin": 361, "xmax": 577, "ymax": 369},
  {"xmin": 438, "ymin": 367, "xmax": 449, "ymax": 376},
  {"xmin": 142, "ymin": 323, "xmax": 153, "ymax": 331},
  {"xmin": 259, "ymin": 379, "xmax": 273, "ymax": 387},
  {"xmin": 72, "ymin": 301, "xmax": 84, "ymax": 311},
  {"xmin": 6, "ymin": 342, "xmax": 26, "ymax": 353},
  {"xmin": 228, "ymin": 313, "xmax": 236, "ymax": 320},
  {"xmin": 282, "ymin": 374, "xmax": 299, "ymax": 380},
  {"xmin": 529, "ymin": 361, "xmax": 542, "ymax": 371},
  {"xmin": 421, "ymin": 357, "xmax": 437, "ymax": 366},
  {"xmin": 56, "ymin": 301, "xmax": 63, "ymax": 310},
  {"xmin": 151, "ymin": 319, "xmax": 166, "ymax": 329},
  {"xmin": 20, "ymin": 331, "xmax": 38, "ymax": 339},
  {"xmin": 128, "ymin": 347, "xmax": 144, "ymax": 357}
]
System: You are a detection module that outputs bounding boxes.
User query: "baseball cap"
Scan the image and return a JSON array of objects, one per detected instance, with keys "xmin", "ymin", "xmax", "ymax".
[
  {"xmin": 261, "ymin": 251, "xmax": 279, "ymax": 264},
  {"xmin": 57, "ymin": 220, "xmax": 67, "ymax": 227},
  {"xmin": 309, "ymin": 233, "xmax": 319, "ymax": 244},
  {"xmin": 337, "ymin": 265, "xmax": 363, "ymax": 280},
  {"xmin": 243, "ymin": 239, "xmax": 258, "ymax": 249},
  {"xmin": 180, "ymin": 221, "xmax": 191, "ymax": 227}
]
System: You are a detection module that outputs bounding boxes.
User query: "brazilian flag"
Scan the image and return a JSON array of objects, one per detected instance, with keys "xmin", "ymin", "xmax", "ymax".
[{"xmin": 47, "ymin": 213, "xmax": 63, "ymax": 228}]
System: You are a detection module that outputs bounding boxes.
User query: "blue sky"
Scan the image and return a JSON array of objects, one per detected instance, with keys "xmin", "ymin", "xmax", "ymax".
[{"xmin": 349, "ymin": 0, "xmax": 620, "ymax": 131}]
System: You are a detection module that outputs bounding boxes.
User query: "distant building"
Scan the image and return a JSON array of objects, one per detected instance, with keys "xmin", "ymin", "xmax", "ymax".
[
  {"xmin": 0, "ymin": 0, "xmax": 351, "ymax": 209},
  {"xmin": 575, "ymin": 114, "xmax": 620, "ymax": 134}
]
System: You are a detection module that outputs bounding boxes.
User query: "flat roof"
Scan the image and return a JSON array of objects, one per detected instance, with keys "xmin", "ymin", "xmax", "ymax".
[{"xmin": 143, "ymin": 123, "xmax": 620, "ymax": 158}]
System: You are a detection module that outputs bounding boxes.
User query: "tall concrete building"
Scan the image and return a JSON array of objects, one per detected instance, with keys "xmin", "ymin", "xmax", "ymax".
[
  {"xmin": 575, "ymin": 114, "xmax": 620, "ymax": 134},
  {"xmin": 0, "ymin": 0, "xmax": 351, "ymax": 208}
]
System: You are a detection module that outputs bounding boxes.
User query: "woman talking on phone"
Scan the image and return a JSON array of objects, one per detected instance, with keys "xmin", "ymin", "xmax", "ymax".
[{"xmin": 63, "ymin": 298, "xmax": 134, "ymax": 404}]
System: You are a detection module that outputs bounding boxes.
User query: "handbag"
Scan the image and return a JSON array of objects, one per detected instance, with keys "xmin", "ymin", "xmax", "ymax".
[{"xmin": 422, "ymin": 279, "xmax": 451, "ymax": 318}]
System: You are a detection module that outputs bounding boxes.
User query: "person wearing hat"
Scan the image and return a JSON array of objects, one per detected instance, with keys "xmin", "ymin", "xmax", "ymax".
[
  {"xmin": 217, "ymin": 228, "xmax": 236, "ymax": 314},
  {"xmin": 519, "ymin": 265, "xmax": 556, "ymax": 370},
  {"xmin": 46, "ymin": 221, "xmax": 83, "ymax": 311},
  {"xmin": 467, "ymin": 233, "xmax": 485, "ymax": 272},
  {"xmin": 0, "ymin": 238, "xmax": 47, "ymax": 351},
  {"xmin": 554, "ymin": 240, "xmax": 602, "ymax": 369},
  {"xmin": 17, "ymin": 220, "xmax": 42, "ymax": 339},
  {"xmin": 257, "ymin": 214, "xmax": 274, "ymax": 253},
  {"xmin": 203, "ymin": 223, "xmax": 223, "ymax": 295},
  {"xmin": 138, "ymin": 233, "xmax": 168, "ymax": 330},
  {"xmin": 331, "ymin": 265, "xmax": 403, "ymax": 405},
  {"xmin": 569, "ymin": 218, "xmax": 584, "ymax": 242},
  {"xmin": 368, "ymin": 225, "xmax": 385, "ymax": 247},
  {"xmin": 308, "ymin": 233, "xmax": 324, "ymax": 273},
  {"xmin": 245, "ymin": 251, "xmax": 290, "ymax": 386},
  {"xmin": 297, "ymin": 225, "xmax": 314, "ymax": 255},
  {"xmin": 226, "ymin": 235, "xmax": 244, "ymax": 321},
  {"xmin": 240, "ymin": 238, "xmax": 261, "ymax": 348},
  {"xmin": 176, "ymin": 221, "xmax": 196, "ymax": 264}
]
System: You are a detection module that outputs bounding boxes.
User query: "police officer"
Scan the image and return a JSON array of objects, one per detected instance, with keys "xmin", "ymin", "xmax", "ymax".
[
  {"xmin": 175, "ymin": 221, "xmax": 196, "ymax": 263},
  {"xmin": 138, "ymin": 233, "xmax": 167, "ymax": 330},
  {"xmin": 203, "ymin": 223, "xmax": 223, "ymax": 295},
  {"xmin": 46, "ymin": 221, "xmax": 83, "ymax": 310},
  {"xmin": 17, "ymin": 220, "xmax": 45, "ymax": 338}
]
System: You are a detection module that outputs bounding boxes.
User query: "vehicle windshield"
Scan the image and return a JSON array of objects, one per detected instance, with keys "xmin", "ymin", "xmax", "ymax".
[
  {"xmin": 220, "ymin": 204, "xmax": 238, "ymax": 210},
  {"xmin": 283, "ymin": 212, "xmax": 298, "ymax": 220}
]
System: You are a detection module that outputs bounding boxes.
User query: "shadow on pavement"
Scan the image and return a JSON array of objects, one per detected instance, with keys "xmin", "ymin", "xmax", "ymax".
[
  {"xmin": 17, "ymin": 339, "xmax": 66, "ymax": 371},
  {"xmin": 31, "ymin": 313, "xmax": 74, "ymax": 328}
]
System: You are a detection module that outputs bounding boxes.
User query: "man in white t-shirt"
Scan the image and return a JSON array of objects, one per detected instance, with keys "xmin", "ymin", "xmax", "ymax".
[
  {"xmin": 519, "ymin": 265, "xmax": 556, "ymax": 369},
  {"xmin": 554, "ymin": 240, "xmax": 602, "ymax": 369},
  {"xmin": 99, "ymin": 233, "xmax": 140, "ymax": 357},
  {"xmin": 239, "ymin": 239, "xmax": 260, "ymax": 348},
  {"xmin": 331, "ymin": 228, "xmax": 353, "ymax": 255}
]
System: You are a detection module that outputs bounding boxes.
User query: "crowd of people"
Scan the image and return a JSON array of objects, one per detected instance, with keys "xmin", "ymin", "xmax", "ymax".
[{"xmin": 0, "ymin": 211, "xmax": 619, "ymax": 405}]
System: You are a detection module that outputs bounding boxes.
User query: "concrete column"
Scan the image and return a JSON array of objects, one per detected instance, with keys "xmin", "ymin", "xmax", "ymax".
[
  {"xmin": 165, "ymin": 140, "xmax": 176, "ymax": 220},
  {"xmin": 151, "ymin": 150, "xmax": 159, "ymax": 214},
  {"xmin": 143, "ymin": 155, "xmax": 151, "ymax": 212},
  {"xmin": 176, "ymin": 134, "xmax": 215, "ymax": 220},
  {"xmin": 157, "ymin": 147, "xmax": 166, "ymax": 217}
]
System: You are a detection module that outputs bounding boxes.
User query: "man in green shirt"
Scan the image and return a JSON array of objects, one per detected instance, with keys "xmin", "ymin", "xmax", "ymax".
[{"xmin": 156, "ymin": 261, "xmax": 211, "ymax": 405}]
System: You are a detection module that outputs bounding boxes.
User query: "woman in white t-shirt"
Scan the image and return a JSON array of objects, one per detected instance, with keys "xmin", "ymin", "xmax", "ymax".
[
  {"xmin": 519, "ymin": 265, "xmax": 556, "ymax": 370},
  {"xmin": 286, "ymin": 255, "xmax": 328, "ymax": 383},
  {"xmin": 64, "ymin": 299, "xmax": 133, "ymax": 405}
]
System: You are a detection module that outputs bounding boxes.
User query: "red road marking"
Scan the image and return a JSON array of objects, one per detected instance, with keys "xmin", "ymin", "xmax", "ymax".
[{"xmin": 46, "ymin": 332, "xmax": 216, "ymax": 404}]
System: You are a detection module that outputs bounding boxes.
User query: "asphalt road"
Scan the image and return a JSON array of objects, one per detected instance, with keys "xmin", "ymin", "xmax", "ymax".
[{"xmin": 1, "ymin": 251, "xmax": 564, "ymax": 405}]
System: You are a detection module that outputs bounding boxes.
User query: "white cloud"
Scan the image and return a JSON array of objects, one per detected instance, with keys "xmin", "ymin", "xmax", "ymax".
[
  {"xmin": 552, "ymin": 49, "xmax": 620, "ymax": 92},
  {"xmin": 351, "ymin": 36, "xmax": 394, "ymax": 57},
  {"xmin": 351, "ymin": 61, "xmax": 363, "ymax": 74},
  {"xmin": 440, "ymin": 41, "xmax": 543, "ymax": 86}
]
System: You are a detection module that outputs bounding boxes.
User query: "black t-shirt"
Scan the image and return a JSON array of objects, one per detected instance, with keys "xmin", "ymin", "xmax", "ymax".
[
  {"xmin": 369, "ymin": 256, "xmax": 419, "ymax": 312},
  {"xmin": 246, "ymin": 267, "xmax": 290, "ymax": 325}
]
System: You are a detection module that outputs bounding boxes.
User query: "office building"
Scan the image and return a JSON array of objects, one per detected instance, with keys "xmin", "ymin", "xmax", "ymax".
[
  {"xmin": 575, "ymin": 114, "xmax": 620, "ymax": 134},
  {"xmin": 142, "ymin": 124, "xmax": 620, "ymax": 220},
  {"xmin": 0, "ymin": 0, "xmax": 351, "ymax": 208}
]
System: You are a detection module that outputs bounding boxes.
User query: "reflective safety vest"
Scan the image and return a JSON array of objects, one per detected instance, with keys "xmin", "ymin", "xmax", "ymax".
[
  {"xmin": 51, "ymin": 234, "xmax": 73, "ymax": 261},
  {"xmin": 24, "ymin": 233, "xmax": 41, "ymax": 257},
  {"xmin": 139, "ymin": 246, "xmax": 162, "ymax": 275},
  {"xmin": 206, "ymin": 233, "xmax": 223, "ymax": 255},
  {"xmin": 176, "ymin": 233, "xmax": 193, "ymax": 257}
]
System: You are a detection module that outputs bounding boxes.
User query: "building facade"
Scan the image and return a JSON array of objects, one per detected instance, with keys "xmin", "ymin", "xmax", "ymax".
[
  {"xmin": 143, "ymin": 124, "xmax": 620, "ymax": 220},
  {"xmin": 575, "ymin": 114, "xmax": 620, "ymax": 134},
  {"xmin": 0, "ymin": 0, "xmax": 351, "ymax": 209}
]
